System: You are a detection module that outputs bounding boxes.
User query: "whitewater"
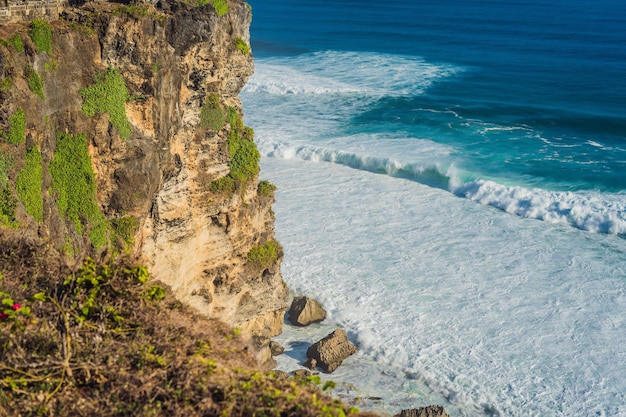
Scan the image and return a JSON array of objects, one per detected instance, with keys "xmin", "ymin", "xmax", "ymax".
[
  {"xmin": 241, "ymin": 53, "xmax": 626, "ymax": 416},
  {"xmin": 240, "ymin": 1, "xmax": 626, "ymax": 415}
]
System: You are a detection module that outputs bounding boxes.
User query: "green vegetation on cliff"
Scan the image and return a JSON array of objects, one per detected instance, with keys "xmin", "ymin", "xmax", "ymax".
[
  {"xmin": 234, "ymin": 37, "xmax": 250, "ymax": 55},
  {"xmin": 199, "ymin": 93, "xmax": 225, "ymax": 131},
  {"xmin": 15, "ymin": 146, "xmax": 43, "ymax": 222},
  {"xmin": 210, "ymin": 107, "xmax": 260, "ymax": 196},
  {"xmin": 0, "ymin": 152, "xmax": 17, "ymax": 227},
  {"xmin": 25, "ymin": 65, "xmax": 45, "ymax": 100},
  {"xmin": 247, "ymin": 239, "xmax": 282, "ymax": 271},
  {"xmin": 211, "ymin": 0, "xmax": 229, "ymax": 16},
  {"xmin": 80, "ymin": 68, "xmax": 132, "ymax": 140},
  {"xmin": 29, "ymin": 20, "xmax": 52, "ymax": 54},
  {"xmin": 50, "ymin": 133, "xmax": 107, "ymax": 248},
  {"xmin": 0, "ymin": 34, "xmax": 24, "ymax": 52},
  {"xmin": 0, "ymin": 237, "xmax": 367, "ymax": 417},
  {"xmin": 7, "ymin": 108, "xmax": 26, "ymax": 145}
]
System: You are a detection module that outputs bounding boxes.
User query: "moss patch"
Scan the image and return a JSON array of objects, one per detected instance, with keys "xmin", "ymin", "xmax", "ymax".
[
  {"xmin": 7, "ymin": 108, "xmax": 26, "ymax": 145},
  {"xmin": 0, "ymin": 151, "xmax": 17, "ymax": 228},
  {"xmin": 234, "ymin": 37, "xmax": 250, "ymax": 55},
  {"xmin": 25, "ymin": 65, "xmax": 45, "ymax": 100},
  {"xmin": 50, "ymin": 133, "xmax": 107, "ymax": 248},
  {"xmin": 29, "ymin": 19, "xmax": 52, "ymax": 54},
  {"xmin": 0, "ymin": 34, "xmax": 24, "ymax": 52},
  {"xmin": 110, "ymin": 215, "xmax": 139, "ymax": 248},
  {"xmin": 211, "ymin": 0, "xmax": 228, "ymax": 16},
  {"xmin": 199, "ymin": 93, "xmax": 225, "ymax": 131},
  {"xmin": 15, "ymin": 146, "xmax": 43, "ymax": 222},
  {"xmin": 80, "ymin": 68, "xmax": 132, "ymax": 140}
]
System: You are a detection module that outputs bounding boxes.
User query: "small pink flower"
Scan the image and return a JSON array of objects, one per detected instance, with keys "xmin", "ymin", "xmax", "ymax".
[
  {"xmin": 0, "ymin": 312, "xmax": 8, "ymax": 320},
  {"xmin": 12, "ymin": 303, "xmax": 21, "ymax": 311}
]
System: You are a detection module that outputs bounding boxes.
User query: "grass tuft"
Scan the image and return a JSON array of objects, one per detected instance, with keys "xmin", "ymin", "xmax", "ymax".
[
  {"xmin": 25, "ymin": 66, "xmax": 44, "ymax": 100},
  {"xmin": 7, "ymin": 108, "xmax": 26, "ymax": 145},
  {"xmin": 234, "ymin": 37, "xmax": 250, "ymax": 55},
  {"xmin": 199, "ymin": 93, "xmax": 225, "ymax": 131},
  {"xmin": 247, "ymin": 239, "xmax": 282, "ymax": 271}
]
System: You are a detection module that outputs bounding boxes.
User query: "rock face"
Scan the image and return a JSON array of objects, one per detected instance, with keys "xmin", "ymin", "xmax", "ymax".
[
  {"xmin": 287, "ymin": 295, "xmax": 327, "ymax": 326},
  {"xmin": 306, "ymin": 329, "xmax": 357, "ymax": 373},
  {"xmin": 0, "ymin": 0, "xmax": 287, "ymax": 367},
  {"xmin": 394, "ymin": 406, "xmax": 450, "ymax": 417},
  {"xmin": 269, "ymin": 340, "xmax": 284, "ymax": 356}
]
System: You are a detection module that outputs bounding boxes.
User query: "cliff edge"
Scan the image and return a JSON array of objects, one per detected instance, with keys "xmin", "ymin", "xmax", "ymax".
[{"xmin": 0, "ymin": 0, "xmax": 287, "ymax": 366}]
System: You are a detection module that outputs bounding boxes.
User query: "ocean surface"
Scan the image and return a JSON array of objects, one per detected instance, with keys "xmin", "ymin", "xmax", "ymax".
[{"xmin": 239, "ymin": 1, "xmax": 626, "ymax": 416}]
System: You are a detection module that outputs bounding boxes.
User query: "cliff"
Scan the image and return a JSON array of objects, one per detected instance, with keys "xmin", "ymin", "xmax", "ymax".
[{"xmin": 0, "ymin": 0, "xmax": 287, "ymax": 366}]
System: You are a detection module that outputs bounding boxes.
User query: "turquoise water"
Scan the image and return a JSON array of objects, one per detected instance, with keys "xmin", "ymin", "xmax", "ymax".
[{"xmin": 241, "ymin": 1, "xmax": 626, "ymax": 415}]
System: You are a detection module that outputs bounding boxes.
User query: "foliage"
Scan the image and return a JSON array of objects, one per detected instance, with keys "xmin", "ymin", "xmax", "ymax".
[
  {"xmin": 211, "ymin": 0, "xmax": 229, "ymax": 16},
  {"xmin": 234, "ymin": 37, "xmax": 250, "ymax": 55},
  {"xmin": 25, "ymin": 65, "xmax": 45, "ymax": 100},
  {"xmin": 7, "ymin": 108, "xmax": 26, "ymax": 145},
  {"xmin": 247, "ymin": 239, "xmax": 282, "ymax": 271},
  {"xmin": 0, "ymin": 187, "xmax": 18, "ymax": 228},
  {"xmin": 50, "ymin": 133, "xmax": 108, "ymax": 248},
  {"xmin": 15, "ymin": 146, "xmax": 43, "ymax": 222},
  {"xmin": 80, "ymin": 67, "xmax": 132, "ymax": 140},
  {"xmin": 45, "ymin": 59, "xmax": 58, "ymax": 73},
  {"xmin": 257, "ymin": 180, "xmax": 276, "ymax": 198},
  {"xmin": 110, "ymin": 216, "xmax": 139, "ymax": 248},
  {"xmin": 0, "ymin": 238, "xmax": 368, "ymax": 417},
  {"xmin": 0, "ymin": 152, "xmax": 13, "ymax": 227},
  {"xmin": 199, "ymin": 93, "xmax": 225, "ymax": 131},
  {"xmin": 0, "ymin": 34, "xmax": 24, "ymax": 52},
  {"xmin": 0, "ymin": 77, "xmax": 12, "ymax": 92},
  {"xmin": 66, "ymin": 21, "xmax": 94, "ymax": 37},
  {"xmin": 29, "ymin": 19, "xmax": 52, "ymax": 54},
  {"xmin": 210, "ymin": 107, "xmax": 260, "ymax": 197}
]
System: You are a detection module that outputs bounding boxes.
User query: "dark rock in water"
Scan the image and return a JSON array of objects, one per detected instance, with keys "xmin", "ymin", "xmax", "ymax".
[
  {"xmin": 394, "ymin": 406, "xmax": 450, "ymax": 417},
  {"xmin": 288, "ymin": 296, "xmax": 327, "ymax": 326},
  {"xmin": 269, "ymin": 341, "xmax": 285, "ymax": 356},
  {"xmin": 304, "ymin": 357, "xmax": 317, "ymax": 370},
  {"xmin": 306, "ymin": 329, "xmax": 357, "ymax": 373}
]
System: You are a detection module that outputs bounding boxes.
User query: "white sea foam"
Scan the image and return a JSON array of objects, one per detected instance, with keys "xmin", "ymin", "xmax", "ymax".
[
  {"xmin": 261, "ymin": 157, "xmax": 626, "ymax": 417},
  {"xmin": 241, "ymin": 49, "xmax": 626, "ymax": 415},
  {"xmin": 454, "ymin": 181, "xmax": 626, "ymax": 235},
  {"xmin": 243, "ymin": 51, "xmax": 462, "ymax": 97}
]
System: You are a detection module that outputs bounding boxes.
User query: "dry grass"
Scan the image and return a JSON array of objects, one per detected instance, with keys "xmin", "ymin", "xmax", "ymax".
[{"xmin": 0, "ymin": 231, "xmax": 377, "ymax": 417}]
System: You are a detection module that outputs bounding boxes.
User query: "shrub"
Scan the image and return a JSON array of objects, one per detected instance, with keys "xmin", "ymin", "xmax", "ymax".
[
  {"xmin": 247, "ymin": 239, "xmax": 282, "ymax": 271},
  {"xmin": 7, "ymin": 108, "xmax": 26, "ymax": 145},
  {"xmin": 29, "ymin": 20, "xmax": 52, "ymax": 54},
  {"xmin": 210, "ymin": 107, "xmax": 260, "ymax": 196},
  {"xmin": 50, "ymin": 133, "xmax": 108, "ymax": 248},
  {"xmin": 199, "ymin": 93, "xmax": 225, "ymax": 131},
  {"xmin": 234, "ymin": 37, "xmax": 250, "ymax": 55},
  {"xmin": 15, "ymin": 146, "xmax": 43, "ymax": 222},
  {"xmin": 257, "ymin": 180, "xmax": 276, "ymax": 198},
  {"xmin": 211, "ymin": 0, "xmax": 228, "ymax": 16},
  {"xmin": 25, "ymin": 66, "xmax": 44, "ymax": 99},
  {"xmin": 80, "ymin": 67, "xmax": 132, "ymax": 139}
]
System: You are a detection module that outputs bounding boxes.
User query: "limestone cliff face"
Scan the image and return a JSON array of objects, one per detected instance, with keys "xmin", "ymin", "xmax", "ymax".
[{"xmin": 0, "ymin": 0, "xmax": 287, "ymax": 366}]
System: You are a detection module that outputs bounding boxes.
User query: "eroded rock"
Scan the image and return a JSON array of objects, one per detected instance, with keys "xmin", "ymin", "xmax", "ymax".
[
  {"xmin": 306, "ymin": 329, "xmax": 357, "ymax": 373},
  {"xmin": 287, "ymin": 295, "xmax": 326, "ymax": 326},
  {"xmin": 269, "ymin": 341, "xmax": 284, "ymax": 356}
]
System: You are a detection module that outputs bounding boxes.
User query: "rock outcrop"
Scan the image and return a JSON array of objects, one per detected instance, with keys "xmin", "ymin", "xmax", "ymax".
[
  {"xmin": 394, "ymin": 406, "xmax": 450, "ymax": 417},
  {"xmin": 287, "ymin": 295, "xmax": 327, "ymax": 326},
  {"xmin": 306, "ymin": 329, "xmax": 357, "ymax": 373},
  {"xmin": 0, "ymin": 0, "xmax": 287, "ymax": 367}
]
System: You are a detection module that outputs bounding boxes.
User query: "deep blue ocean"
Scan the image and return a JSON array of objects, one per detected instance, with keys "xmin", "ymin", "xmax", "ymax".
[{"xmin": 240, "ymin": 1, "xmax": 626, "ymax": 416}]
